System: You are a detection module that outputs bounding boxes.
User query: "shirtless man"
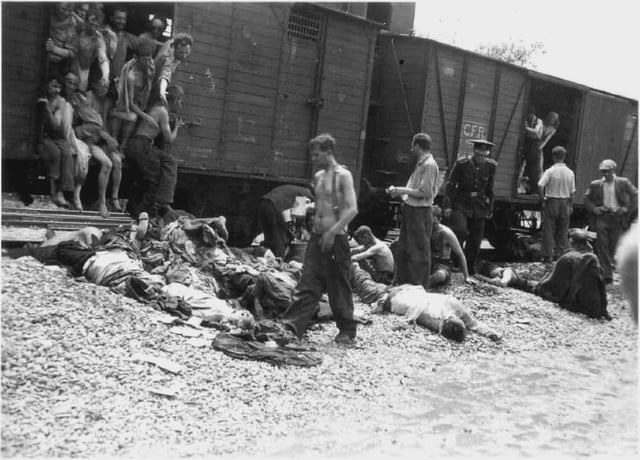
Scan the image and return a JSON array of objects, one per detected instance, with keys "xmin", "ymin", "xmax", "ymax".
[
  {"xmin": 124, "ymin": 84, "xmax": 185, "ymax": 217},
  {"xmin": 281, "ymin": 133, "xmax": 359, "ymax": 344},
  {"xmin": 429, "ymin": 205, "xmax": 474, "ymax": 287},
  {"xmin": 351, "ymin": 225, "xmax": 394, "ymax": 284}
]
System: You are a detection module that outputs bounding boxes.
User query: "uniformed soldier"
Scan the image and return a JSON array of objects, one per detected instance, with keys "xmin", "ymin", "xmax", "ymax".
[{"xmin": 443, "ymin": 139, "xmax": 497, "ymax": 275}]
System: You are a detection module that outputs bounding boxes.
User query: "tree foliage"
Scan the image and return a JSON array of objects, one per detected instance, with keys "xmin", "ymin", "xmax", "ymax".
[{"xmin": 475, "ymin": 41, "xmax": 546, "ymax": 68}]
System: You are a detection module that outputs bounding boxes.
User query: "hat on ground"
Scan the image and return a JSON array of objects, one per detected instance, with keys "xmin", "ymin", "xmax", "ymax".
[
  {"xmin": 598, "ymin": 159, "xmax": 617, "ymax": 171},
  {"xmin": 468, "ymin": 139, "xmax": 495, "ymax": 148}
]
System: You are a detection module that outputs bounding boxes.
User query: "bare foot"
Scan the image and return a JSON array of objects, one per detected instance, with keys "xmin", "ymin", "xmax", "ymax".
[
  {"xmin": 98, "ymin": 203, "xmax": 110, "ymax": 218},
  {"xmin": 71, "ymin": 195, "xmax": 83, "ymax": 212},
  {"xmin": 108, "ymin": 198, "xmax": 123, "ymax": 212},
  {"xmin": 51, "ymin": 193, "xmax": 69, "ymax": 208}
]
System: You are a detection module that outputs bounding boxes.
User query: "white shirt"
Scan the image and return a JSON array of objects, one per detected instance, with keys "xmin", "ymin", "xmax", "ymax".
[
  {"xmin": 603, "ymin": 176, "xmax": 620, "ymax": 210},
  {"xmin": 538, "ymin": 163, "xmax": 576, "ymax": 198}
]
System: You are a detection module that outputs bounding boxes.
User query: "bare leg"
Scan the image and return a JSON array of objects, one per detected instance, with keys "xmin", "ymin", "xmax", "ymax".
[
  {"xmin": 88, "ymin": 145, "xmax": 112, "ymax": 218},
  {"xmin": 108, "ymin": 151, "xmax": 123, "ymax": 212},
  {"xmin": 119, "ymin": 118, "xmax": 137, "ymax": 150},
  {"xmin": 50, "ymin": 179, "xmax": 68, "ymax": 207}
]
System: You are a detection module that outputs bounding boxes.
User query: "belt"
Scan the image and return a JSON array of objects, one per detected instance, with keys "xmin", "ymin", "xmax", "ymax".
[
  {"xmin": 460, "ymin": 191, "xmax": 483, "ymax": 198},
  {"xmin": 545, "ymin": 197, "xmax": 570, "ymax": 200}
]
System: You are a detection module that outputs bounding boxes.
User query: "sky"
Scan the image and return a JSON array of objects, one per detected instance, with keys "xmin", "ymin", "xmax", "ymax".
[{"xmin": 412, "ymin": 0, "xmax": 639, "ymax": 100}]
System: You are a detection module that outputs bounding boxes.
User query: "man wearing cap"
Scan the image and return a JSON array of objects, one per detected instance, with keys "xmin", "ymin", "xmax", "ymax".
[
  {"xmin": 387, "ymin": 133, "xmax": 440, "ymax": 289},
  {"xmin": 444, "ymin": 139, "xmax": 497, "ymax": 275},
  {"xmin": 537, "ymin": 146, "xmax": 576, "ymax": 262},
  {"xmin": 584, "ymin": 159, "xmax": 637, "ymax": 283}
]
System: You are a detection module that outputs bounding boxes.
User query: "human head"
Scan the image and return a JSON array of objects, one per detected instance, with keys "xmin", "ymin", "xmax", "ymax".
[
  {"xmin": 471, "ymin": 139, "xmax": 494, "ymax": 162},
  {"xmin": 432, "ymin": 205, "xmax": 442, "ymax": 229},
  {"xmin": 85, "ymin": 6, "xmax": 105, "ymax": 32},
  {"xmin": 440, "ymin": 316, "xmax": 466, "ymax": 342},
  {"xmin": 149, "ymin": 15, "xmax": 167, "ymax": 39},
  {"xmin": 91, "ymin": 77, "xmax": 109, "ymax": 97},
  {"xmin": 412, "ymin": 133, "xmax": 432, "ymax": 151},
  {"xmin": 569, "ymin": 228, "xmax": 593, "ymax": 252},
  {"xmin": 135, "ymin": 39, "xmax": 155, "ymax": 71},
  {"xmin": 109, "ymin": 6, "xmax": 128, "ymax": 31},
  {"xmin": 599, "ymin": 159, "xmax": 617, "ymax": 182},
  {"xmin": 353, "ymin": 225, "xmax": 375, "ymax": 246},
  {"xmin": 166, "ymin": 84, "xmax": 184, "ymax": 110},
  {"xmin": 62, "ymin": 72, "xmax": 80, "ymax": 96},
  {"xmin": 75, "ymin": 3, "xmax": 90, "ymax": 21},
  {"xmin": 551, "ymin": 146, "xmax": 567, "ymax": 163},
  {"xmin": 172, "ymin": 33, "xmax": 194, "ymax": 62},
  {"xmin": 545, "ymin": 111, "xmax": 560, "ymax": 128},
  {"xmin": 53, "ymin": 2, "xmax": 73, "ymax": 19},
  {"xmin": 309, "ymin": 133, "xmax": 336, "ymax": 168},
  {"xmin": 46, "ymin": 76, "xmax": 63, "ymax": 98}
]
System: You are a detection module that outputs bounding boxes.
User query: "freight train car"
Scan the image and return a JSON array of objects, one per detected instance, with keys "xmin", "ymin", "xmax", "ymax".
[
  {"xmin": 359, "ymin": 32, "xmax": 638, "ymax": 250},
  {"xmin": 1, "ymin": 2, "xmax": 380, "ymax": 245}
]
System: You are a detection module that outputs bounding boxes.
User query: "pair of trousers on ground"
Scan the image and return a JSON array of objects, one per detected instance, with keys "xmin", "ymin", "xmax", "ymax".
[
  {"xmin": 125, "ymin": 136, "xmax": 177, "ymax": 216},
  {"xmin": 281, "ymin": 233, "xmax": 356, "ymax": 339}
]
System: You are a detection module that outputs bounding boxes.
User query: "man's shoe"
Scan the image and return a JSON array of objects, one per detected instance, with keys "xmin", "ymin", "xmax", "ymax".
[{"xmin": 334, "ymin": 331, "xmax": 356, "ymax": 345}]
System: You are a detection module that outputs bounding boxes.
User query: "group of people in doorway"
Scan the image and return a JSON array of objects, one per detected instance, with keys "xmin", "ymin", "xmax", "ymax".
[
  {"xmin": 260, "ymin": 131, "xmax": 635, "ymax": 346},
  {"xmin": 38, "ymin": 2, "xmax": 192, "ymax": 218}
]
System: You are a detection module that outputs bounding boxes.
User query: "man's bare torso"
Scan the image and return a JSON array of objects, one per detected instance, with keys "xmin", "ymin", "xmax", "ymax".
[{"xmin": 313, "ymin": 166, "xmax": 347, "ymax": 234}]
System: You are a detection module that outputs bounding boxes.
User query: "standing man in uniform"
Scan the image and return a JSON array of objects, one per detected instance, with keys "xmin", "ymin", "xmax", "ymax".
[
  {"xmin": 444, "ymin": 139, "xmax": 497, "ymax": 275},
  {"xmin": 386, "ymin": 133, "xmax": 440, "ymax": 289},
  {"xmin": 583, "ymin": 159, "xmax": 637, "ymax": 284},
  {"xmin": 537, "ymin": 146, "xmax": 575, "ymax": 262},
  {"xmin": 281, "ymin": 134, "xmax": 359, "ymax": 345}
]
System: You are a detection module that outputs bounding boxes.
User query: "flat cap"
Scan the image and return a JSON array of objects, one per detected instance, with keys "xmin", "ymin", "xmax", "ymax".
[{"xmin": 598, "ymin": 159, "xmax": 617, "ymax": 171}]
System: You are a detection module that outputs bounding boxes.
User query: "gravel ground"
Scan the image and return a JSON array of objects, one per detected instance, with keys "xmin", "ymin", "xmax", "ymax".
[{"xmin": 1, "ymin": 253, "xmax": 638, "ymax": 458}]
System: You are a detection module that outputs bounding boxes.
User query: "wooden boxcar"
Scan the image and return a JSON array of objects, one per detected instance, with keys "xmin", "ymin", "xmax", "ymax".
[
  {"xmin": 1, "ymin": 2, "xmax": 380, "ymax": 244},
  {"xmin": 361, "ymin": 32, "xmax": 638, "ymax": 244}
]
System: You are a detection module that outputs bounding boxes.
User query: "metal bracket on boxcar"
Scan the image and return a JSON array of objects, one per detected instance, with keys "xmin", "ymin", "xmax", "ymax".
[{"xmin": 306, "ymin": 97, "xmax": 324, "ymax": 108}]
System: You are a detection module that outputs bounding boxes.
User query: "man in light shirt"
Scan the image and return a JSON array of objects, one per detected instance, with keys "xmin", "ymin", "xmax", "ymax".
[
  {"xmin": 584, "ymin": 159, "xmax": 637, "ymax": 283},
  {"xmin": 538, "ymin": 146, "xmax": 575, "ymax": 262},
  {"xmin": 386, "ymin": 133, "xmax": 440, "ymax": 289}
]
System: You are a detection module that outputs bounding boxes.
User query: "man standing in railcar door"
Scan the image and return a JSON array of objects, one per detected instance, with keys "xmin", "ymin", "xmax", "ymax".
[{"xmin": 444, "ymin": 139, "xmax": 497, "ymax": 275}]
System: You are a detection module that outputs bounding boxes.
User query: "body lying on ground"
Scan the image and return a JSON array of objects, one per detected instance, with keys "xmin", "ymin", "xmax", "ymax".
[{"xmin": 475, "ymin": 229, "xmax": 611, "ymax": 320}]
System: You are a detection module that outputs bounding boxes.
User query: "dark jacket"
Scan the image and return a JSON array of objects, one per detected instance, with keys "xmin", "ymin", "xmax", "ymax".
[
  {"xmin": 444, "ymin": 156, "xmax": 497, "ymax": 218},
  {"xmin": 534, "ymin": 250, "xmax": 610, "ymax": 320},
  {"xmin": 583, "ymin": 176, "xmax": 638, "ymax": 229}
]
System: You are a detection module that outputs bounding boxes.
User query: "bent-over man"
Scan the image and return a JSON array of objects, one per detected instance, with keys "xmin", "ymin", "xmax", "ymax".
[
  {"xmin": 429, "ymin": 205, "xmax": 474, "ymax": 287},
  {"xmin": 281, "ymin": 133, "xmax": 359, "ymax": 344},
  {"xmin": 351, "ymin": 225, "xmax": 394, "ymax": 284}
]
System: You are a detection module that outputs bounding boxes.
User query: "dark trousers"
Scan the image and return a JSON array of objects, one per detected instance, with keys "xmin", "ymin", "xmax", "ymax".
[
  {"xmin": 449, "ymin": 210, "xmax": 485, "ymax": 275},
  {"xmin": 125, "ymin": 137, "xmax": 177, "ymax": 215},
  {"xmin": 282, "ymin": 234, "xmax": 356, "ymax": 338},
  {"xmin": 594, "ymin": 213, "xmax": 625, "ymax": 281},
  {"xmin": 41, "ymin": 138, "xmax": 75, "ymax": 192},
  {"xmin": 257, "ymin": 198, "xmax": 290, "ymax": 258},
  {"xmin": 394, "ymin": 204, "xmax": 432, "ymax": 289},
  {"xmin": 524, "ymin": 143, "xmax": 542, "ymax": 194},
  {"xmin": 542, "ymin": 198, "xmax": 571, "ymax": 259}
]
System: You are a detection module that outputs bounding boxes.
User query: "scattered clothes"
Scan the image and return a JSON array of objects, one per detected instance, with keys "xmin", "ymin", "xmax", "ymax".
[
  {"xmin": 161, "ymin": 282, "xmax": 235, "ymax": 316},
  {"xmin": 212, "ymin": 333, "xmax": 322, "ymax": 367}
]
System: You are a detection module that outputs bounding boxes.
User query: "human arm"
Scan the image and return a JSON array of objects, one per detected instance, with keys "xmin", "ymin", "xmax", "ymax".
[
  {"xmin": 443, "ymin": 162, "xmax": 461, "ymax": 218},
  {"xmin": 525, "ymin": 118, "xmax": 543, "ymax": 138},
  {"xmin": 617, "ymin": 179, "xmax": 638, "ymax": 216},
  {"xmin": 351, "ymin": 242, "xmax": 384, "ymax": 262},
  {"xmin": 457, "ymin": 307, "xmax": 501, "ymax": 342},
  {"xmin": 388, "ymin": 160, "xmax": 439, "ymax": 201},
  {"xmin": 37, "ymin": 97, "xmax": 63, "ymax": 132},
  {"xmin": 320, "ymin": 169, "xmax": 358, "ymax": 252},
  {"xmin": 45, "ymin": 38, "xmax": 76, "ymax": 61},
  {"xmin": 158, "ymin": 107, "xmax": 182, "ymax": 144},
  {"xmin": 95, "ymin": 33, "xmax": 110, "ymax": 85},
  {"xmin": 125, "ymin": 74, "xmax": 159, "ymax": 129},
  {"xmin": 583, "ymin": 182, "xmax": 603, "ymax": 215},
  {"xmin": 442, "ymin": 226, "xmax": 472, "ymax": 281},
  {"xmin": 538, "ymin": 127, "xmax": 556, "ymax": 151}
]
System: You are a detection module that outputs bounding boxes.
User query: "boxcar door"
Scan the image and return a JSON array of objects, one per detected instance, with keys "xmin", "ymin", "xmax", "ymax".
[
  {"xmin": 574, "ymin": 91, "xmax": 639, "ymax": 204},
  {"xmin": 270, "ymin": 4, "xmax": 325, "ymax": 182}
]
